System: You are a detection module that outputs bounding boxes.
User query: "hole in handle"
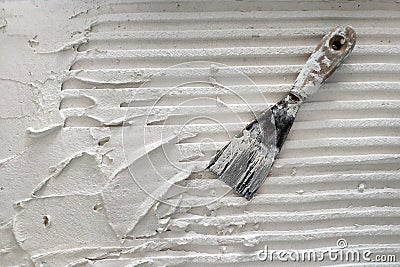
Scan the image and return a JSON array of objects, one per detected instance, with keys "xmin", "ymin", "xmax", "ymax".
[{"xmin": 329, "ymin": 35, "xmax": 346, "ymax": 51}]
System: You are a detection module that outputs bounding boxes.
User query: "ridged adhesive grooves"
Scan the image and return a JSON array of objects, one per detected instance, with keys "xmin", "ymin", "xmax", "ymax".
[{"xmin": 57, "ymin": 2, "xmax": 400, "ymax": 265}]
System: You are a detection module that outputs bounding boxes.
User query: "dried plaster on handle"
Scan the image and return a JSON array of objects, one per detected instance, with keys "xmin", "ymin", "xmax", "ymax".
[{"xmin": 290, "ymin": 25, "xmax": 357, "ymax": 102}]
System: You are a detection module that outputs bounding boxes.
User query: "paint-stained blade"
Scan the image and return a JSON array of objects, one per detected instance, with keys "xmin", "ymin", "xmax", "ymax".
[{"xmin": 208, "ymin": 94, "xmax": 299, "ymax": 200}]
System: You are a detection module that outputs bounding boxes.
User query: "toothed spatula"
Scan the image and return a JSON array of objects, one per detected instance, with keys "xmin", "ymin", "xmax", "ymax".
[{"xmin": 208, "ymin": 25, "xmax": 357, "ymax": 200}]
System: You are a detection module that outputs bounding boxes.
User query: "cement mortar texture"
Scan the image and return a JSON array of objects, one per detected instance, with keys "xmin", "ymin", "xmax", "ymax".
[{"xmin": 1, "ymin": 0, "xmax": 400, "ymax": 266}]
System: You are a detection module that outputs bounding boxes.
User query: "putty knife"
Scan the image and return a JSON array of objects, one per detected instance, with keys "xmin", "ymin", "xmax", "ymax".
[{"xmin": 208, "ymin": 25, "xmax": 357, "ymax": 200}]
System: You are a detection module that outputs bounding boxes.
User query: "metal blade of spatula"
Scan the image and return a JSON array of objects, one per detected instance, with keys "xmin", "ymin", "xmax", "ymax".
[{"xmin": 208, "ymin": 25, "xmax": 357, "ymax": 200}]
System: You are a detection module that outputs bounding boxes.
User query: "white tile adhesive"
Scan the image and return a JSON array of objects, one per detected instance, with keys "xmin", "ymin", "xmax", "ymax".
[{"xmin": 0, "ymin": 0, "xmax": 399, "ymax": 266}]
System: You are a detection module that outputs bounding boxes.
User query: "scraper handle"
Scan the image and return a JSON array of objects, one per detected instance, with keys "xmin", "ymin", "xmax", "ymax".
[{"xmin": 290, "ymin": 25, "xmax": 357, "ymax": 102}]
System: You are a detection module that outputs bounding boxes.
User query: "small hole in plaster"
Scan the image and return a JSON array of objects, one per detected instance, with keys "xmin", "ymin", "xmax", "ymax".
[
  {"xmin": 93, "ymin": 203, "xmax": 103, "ymax": 211},
  {"xmin": 0, "ymin": 186, "xmax": 4, "ymax": 191},
  {"xmin": 43, "ymin": 215, "xmax": 50, "ymax": 227},
  {"xmin": 72, "ymin": 44, "xmax": 79, "ymax": 51},
  {"xmin": 98, "ymin": 136, "xmax": 110, "ymax": 146},
  {"xmin": 76, "ymin": 43, "xmax": 87, "ymax": 52}
]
